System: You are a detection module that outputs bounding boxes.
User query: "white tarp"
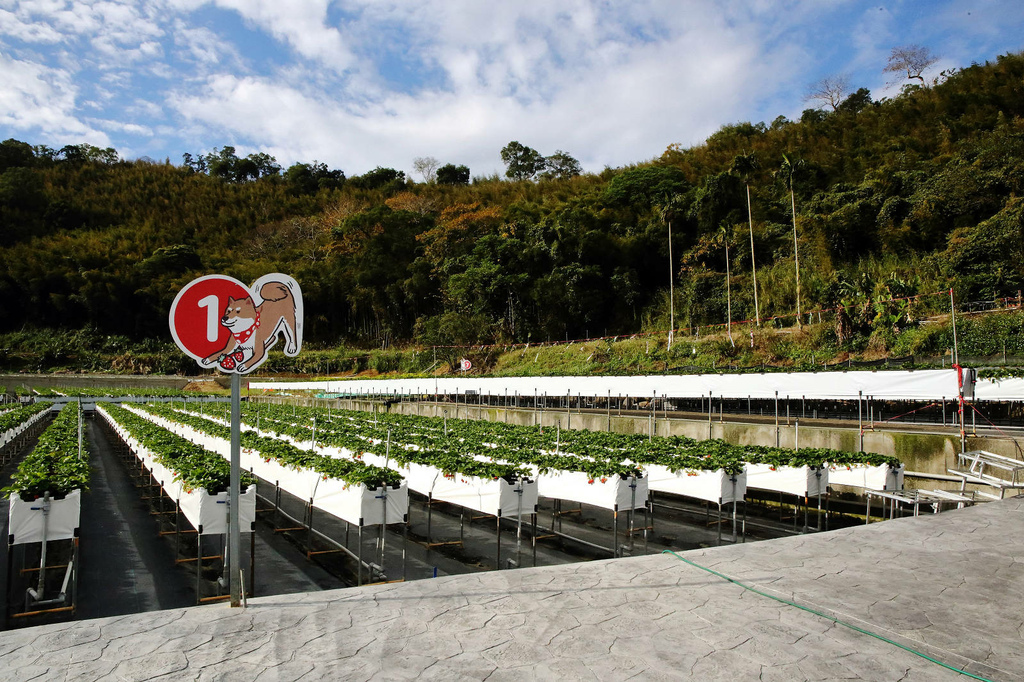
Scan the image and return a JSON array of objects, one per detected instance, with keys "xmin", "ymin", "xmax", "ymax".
[
  {"xmin": 534, "ymin": 470, "xmax": 647, "ymax": 512},
  {"xmin": 313, "ymin": 479, "xmax": 409, "ymax": 526},
  {"xmin": 827, "ymin": 462, "xmax": 905, "ymax": 491},
  {"xmin": 8, "ymin": 490, "xmax": 81, "ymax": 545},
  {"xmin": 177, "ymin": 485, "xmax": 257, "ymax": 536},
  {"xmin": 252, "ymin": 369, "xmax": 1021, "ymax": 401},
  {"xmin": 414, "ymin": 471, "xmax": 537, "ymax": 518},
  {"xmin": 644, "ymin": 467, "xmax": 746, "ymax": 505},
  {"xmin": 745, "ymin": 464, "xmax": 828, "ymax": 497}
]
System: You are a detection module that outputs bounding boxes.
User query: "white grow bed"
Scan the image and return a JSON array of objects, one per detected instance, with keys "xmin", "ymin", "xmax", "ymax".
[
  {"xmin": 0, "ymin": 407, "xmax": 52, "ymax": 449},
  {"xmin": 745, "ymin": 464, "xmax": 829, "ymax": 498},
  {"xmin": 535, "ymin": 469, "xmax": 648, "ymax": 512},
  {"xmin": 8, "ymin": 489, "xmax": 82, "ymax": 545},
  {"xmin": 643, "ymin": 466, "xmax": 746, "ymax": 505},
  {"xmin": 97, "ymin": 406, "xmax": 256, "ymax": 535},
  {"xmin": 140, "ymin": 409, "xmax": 408, "ymax": 527},
  {"xmin": 203, "ymin": 413, "xmax": 538, "ymax": 519},
  {"xmin": 827, "ymin": 462, "xmax": 905, "ymax": 491}
]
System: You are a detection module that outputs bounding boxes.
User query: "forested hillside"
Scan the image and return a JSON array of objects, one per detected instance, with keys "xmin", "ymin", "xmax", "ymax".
[{"xmin": 1, "ymin": 52, "xmax": 1023, "ymax": 372}]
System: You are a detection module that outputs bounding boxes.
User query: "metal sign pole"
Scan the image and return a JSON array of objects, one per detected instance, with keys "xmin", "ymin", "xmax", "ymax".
[{"xmin": 229, "ymin": 372, "xmax": 241, "ymax": 607}]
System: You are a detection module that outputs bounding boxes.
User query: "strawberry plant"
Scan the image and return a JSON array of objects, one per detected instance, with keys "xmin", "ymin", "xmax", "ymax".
[
  {"xmin": 0, "ymin": 402, "xmax": 49, "ymax": 435},
  {"xmin": 101, "ymin": 403, "xmax": 255, "ymax": 494},
  {"xmin": 224, "ymin": 400, "xmax": 900, "ymax": 484},
  {"xmin": 4, "ymin": 404, "xmax": 88, "ymax": 500},
  {"xmin": 140, "ymin": 403, "xmax": 402, "ymax": 488}
]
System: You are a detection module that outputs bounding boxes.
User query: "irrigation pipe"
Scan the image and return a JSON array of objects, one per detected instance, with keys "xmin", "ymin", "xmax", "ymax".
[{"xmin": 660, "ymin": 549, "xmax": 996, "ymax": 681}]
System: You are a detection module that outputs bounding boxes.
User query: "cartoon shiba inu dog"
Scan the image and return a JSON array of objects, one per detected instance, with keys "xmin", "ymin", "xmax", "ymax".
[{"xmin": 201, "ymin": 277, "xmax": 300, "ymax": 373}]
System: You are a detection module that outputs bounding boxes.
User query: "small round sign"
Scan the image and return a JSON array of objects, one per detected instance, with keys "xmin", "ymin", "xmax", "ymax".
[{"xmin": 169, "ymin": 275, "xmax": 251, "ymax": 364}]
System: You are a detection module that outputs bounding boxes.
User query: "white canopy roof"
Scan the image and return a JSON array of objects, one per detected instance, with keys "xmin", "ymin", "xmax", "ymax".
[{"xmin": 251, "ymin": 369, "xmax": 1024, "ymax": 402}]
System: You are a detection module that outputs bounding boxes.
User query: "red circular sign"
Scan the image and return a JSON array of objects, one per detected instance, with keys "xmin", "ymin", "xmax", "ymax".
[{"xmin": 169, "ymin": 275, "xmax": 251, "ymax": 363}]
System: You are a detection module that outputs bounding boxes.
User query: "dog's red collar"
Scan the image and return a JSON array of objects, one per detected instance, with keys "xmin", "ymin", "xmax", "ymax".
[{"xmin": 232, "ymin": 311, "xmax": 260, "ymax": 344}]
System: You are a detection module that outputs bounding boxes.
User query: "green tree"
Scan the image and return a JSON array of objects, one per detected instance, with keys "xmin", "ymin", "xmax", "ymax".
[
  {"xmin": 0, "ymin": 139, "xmax": 36, "ymax": 171},
  {"xmin": 500, "ymin": 141, "xmax": 545, "ymax": 181},
  {"xmin": 348, "ymin": 167, "xmax": 405, "ymax": 191},
  {"xmin": 436, "ymin": 163, "xmax": 470, "ymax": 185},
  {"xmin": 837, "ymin": 88, "xmax": 873, "ymax": 114},
  {"xmin": 540, "ymin": 151, "xmax": 582, "ymax": 180},
  {"xmin": 284, "ymin": 162, "xmax": 344, "ymax": 194},
  {"xmin": 205, "ymin": 146, "xmax": 240, "ymax": 180}
]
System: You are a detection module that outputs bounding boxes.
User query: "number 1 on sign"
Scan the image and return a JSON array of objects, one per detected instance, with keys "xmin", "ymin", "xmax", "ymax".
[{"xmin": 197, "ymin": 294, "xmax": 221, "ymax": 342}]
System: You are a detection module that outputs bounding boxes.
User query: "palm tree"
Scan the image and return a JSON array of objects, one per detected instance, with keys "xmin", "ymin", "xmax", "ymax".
[
  {"xmin": 779, "ymin": 154, "xmax": 803, "ymax": 329},
  {"xmin": 730, "ymin": 153, "xmax": 760, "ymax": 326},
  {"xmin": 718, "ymin": 223, "xmax": 735, "ymax": 346}
]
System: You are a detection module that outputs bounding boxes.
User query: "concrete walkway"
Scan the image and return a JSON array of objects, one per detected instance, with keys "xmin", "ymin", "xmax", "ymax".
[{"xmin": 1, "ymin": 496, "xmax": 1021, "ymax": 681}]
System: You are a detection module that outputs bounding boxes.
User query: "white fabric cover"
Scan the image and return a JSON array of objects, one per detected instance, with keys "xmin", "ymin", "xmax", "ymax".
[
  {"xmin": 827, "ymin": 462, "xmax": 905, "ymax": 491},
  {"xmin": 254, "ymin": 368, "xmax": 1022, "ymax": 401},
  {"xmin": 178, "ymin": 485, "xmax": 256, "ymax": 535},
  {"xmin": 745, "ymin": 464, "xmax": 828, "ymax": 497},
  {"xmin": 312, "ymin": 478, "xmax": 409, "ymax": 526},
  {"xmin": 535, "ymin": 470, "xmax": 647, "ymax": 511},
  {"xmin": 645, "ymin": 466, "xmax": 746, "ymax": 504},
  {"xmin": 418, "ymin": 471, "xmax": 537, "ymax": 517},
  {"xmin": 8, "ymin": 490, "xmax": 82, "ymax": 545}
]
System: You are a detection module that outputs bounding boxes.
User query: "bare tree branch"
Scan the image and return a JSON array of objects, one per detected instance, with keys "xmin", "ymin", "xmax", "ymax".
[
  {"xmin": 806, "ymin": 74, "xmax": 850, "ymax": 111},
  {"xmin": 884, "ymin": 45, "xmax": 939, "ymax": 85},
  {"xmin": 412, "ymin": 156, "xmax": 439, "ymax": 183}
]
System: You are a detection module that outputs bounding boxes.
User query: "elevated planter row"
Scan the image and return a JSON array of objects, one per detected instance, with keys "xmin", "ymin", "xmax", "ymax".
[
  {"xmin": 197, "ymin": 409, "xmax": 538, "ymax": 520},
  {"xmin": 0, "ymin": 403, "xmax": 53, "ymax": 450},
  {"xmin": 8, "ymin": 490, "xmax": 81, "ymax": 546},
  {"xmin": 643, "ymin": 466, "xmax": 745, "ymax": 505},
  {"xmin": 745, "ymin": 464, "xmax": 829, "ymax": 498},
  {"xmin": 97, "ymin": 405, "xmax": 256, "ymax": 535},
  {"xmin": 827, "ymin": 462, "xmax": 905, "ymax": 491},
  {"xmin": 138, "ymin": 408, "xmax": 408, "ymax": 528}
]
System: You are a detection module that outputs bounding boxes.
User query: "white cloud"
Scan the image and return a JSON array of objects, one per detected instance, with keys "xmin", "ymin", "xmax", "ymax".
[
  {"xmin": 3, "ymin": 0, "xmax": 1023, "ymax": 176},
  {"xmin": 169, "ymin": 5, "xmax": 794, "ymax": 178},
  {"xmin": 89, "ymin": 117, "xmax": 152, "ymax": 138},
  {"xmin": 163, "ymin": 0, "xmax": 355, "ymax": 72},
  {"xmin": 171, "ymin": 21, "xmax": 240, "ymax": 69},
  {"xmin": 0, "ymin": 51, "xmax": 108, "ymax": 145},
  {"xmin": 0, "ymin": 8, "xmax": 64, "ymax": 43}
]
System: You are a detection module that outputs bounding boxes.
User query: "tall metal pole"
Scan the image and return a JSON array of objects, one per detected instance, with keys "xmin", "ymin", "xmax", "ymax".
[
  {"xmin": 791, "ymin": 178, "xmax": 801, "ymax": 330},
  {"xmin": 668, "ymin": 216, "xmax": 674, "ymax": 350},
  {"xmin": 774, "ymin": 390, "xmax": 780, "ymax": 447},
  {"xmin": 950, "ymin": 288, "xmax": 959, "ymax": 366},
  {"xmin": 747, "ymin": 183, "xmax": 760, "ymax": 327},
  {"xmin": 858, "ymin": 390, "xmax": 864, "ymax": 453},
  {"xmin": 229, "ymin": 372, "xmax": 241, "ymax": 607}
]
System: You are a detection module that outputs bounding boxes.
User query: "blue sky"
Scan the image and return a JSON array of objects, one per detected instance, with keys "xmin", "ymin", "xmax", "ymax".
[{"xmin": 1, "ymin": 0, "xmax": 1022, "ymax": 179}]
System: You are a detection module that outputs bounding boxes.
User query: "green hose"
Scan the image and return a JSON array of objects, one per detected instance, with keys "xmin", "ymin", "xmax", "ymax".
[{"xmin": 661, "ymin": 550, "xmax": 996, "ymax": 682}]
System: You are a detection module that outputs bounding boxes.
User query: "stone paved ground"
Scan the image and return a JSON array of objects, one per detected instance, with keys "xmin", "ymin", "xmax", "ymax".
[{"xmin": 0, "ymin": 496, "xmax": 1021, "ymax": 681}]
